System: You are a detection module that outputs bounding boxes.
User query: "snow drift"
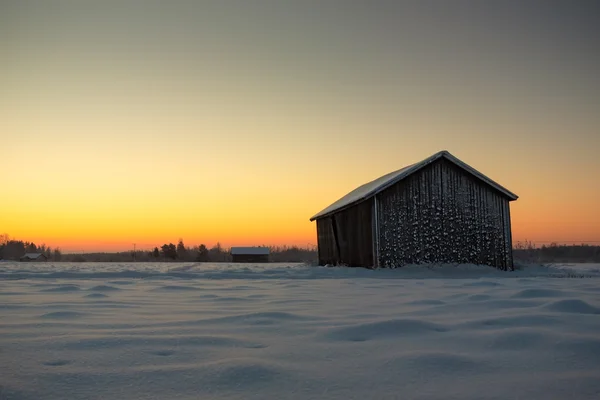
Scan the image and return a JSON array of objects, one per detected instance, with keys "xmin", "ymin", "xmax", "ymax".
[{"xmin": 1, "ymin": 262, "xmax": 599, "ymax": 399}]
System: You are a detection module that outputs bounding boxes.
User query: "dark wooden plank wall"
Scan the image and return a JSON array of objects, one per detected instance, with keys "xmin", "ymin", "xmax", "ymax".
[
  {"xmin": 231, "ymin": 254, "xmax": 270, "ymax": 263},
  {"xmin": 316, "ymin": 217, "xmax": 338, "ymax": 265},
  {"xmin": 377, "ymin": 159, "xmax": 514, "ymax": 270},
  {"xmin": 316, "ymin": 200, "xmax": 374, "ymax": 267}
]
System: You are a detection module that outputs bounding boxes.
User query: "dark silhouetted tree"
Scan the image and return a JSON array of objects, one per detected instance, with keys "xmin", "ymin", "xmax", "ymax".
[
  {"xmin": 176, "ymin": 239, "xmax": 187, "ymax": 260},
  {"xmin": 208, "ymin": 242, "xmax": 229, "ymax": 262},
  {"xmin": 24, "ymin": 241, "xmax": 37, "ymax": 253},
  {"xmin": 53, "ymin": 248, "xmax": 62, "ymax": 261},
  {"xmin": 1, "ymin": 240, "xmax": 26, "ymax": 260},
  {"xmin": 161, "ymin": 243, "xmax": 177, "ymax": 260},
  {"xmin": 152, "ymin": 247, "xmax": 160, "ymax": 259},
  {"xmin": 196, "ymin": 244, "xmax": 209, "ymax": 262}
]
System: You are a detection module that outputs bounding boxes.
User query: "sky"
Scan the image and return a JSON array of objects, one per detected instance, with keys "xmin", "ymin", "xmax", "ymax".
[{"xmin": 1, "ymin": 0, "xmax": 599, "ymax": 252}]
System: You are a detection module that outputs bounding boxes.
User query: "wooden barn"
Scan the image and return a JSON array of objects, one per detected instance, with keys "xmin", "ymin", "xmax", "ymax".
[
  {"xmin": 230, "ymin": 247, "xmax": 270, "ymax": 263},
  {"xmin": 310, "ymin": 151, "xmax": 518, "ymax": 270},
  {"xmin": 19, "ymin": 253, "xmax": 48, "ymax": 262}
]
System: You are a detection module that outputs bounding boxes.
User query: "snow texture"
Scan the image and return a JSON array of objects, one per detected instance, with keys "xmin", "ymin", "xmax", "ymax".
[
  {"xmin": 310, "ymin": 150, "xmax": 518, "ymax": 221},
  {"xmin": 1, "ymin": 261, "xmax": 600, "ymax": 400}
]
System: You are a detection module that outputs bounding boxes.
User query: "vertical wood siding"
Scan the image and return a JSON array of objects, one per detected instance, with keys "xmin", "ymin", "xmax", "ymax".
[
  {"xmin": 316, "ymin": 201, "xmax": 373, "ymax": 267},
  {"xmin": 231, "ymin": 254, "xmax": 270, "ymax": 263},
  {"xmin": 377, "ymin": 159, "xmax": 514, "ymax": 270},
  {"xmin": 316, "ymin": 218, "xmax": 337, "ymax": 265}
]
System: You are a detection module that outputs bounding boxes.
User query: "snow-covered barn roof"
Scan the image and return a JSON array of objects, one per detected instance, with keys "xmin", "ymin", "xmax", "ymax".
[
  {"xmin": 310, "ymin": 150, "xmax": 518, "ymax": 221},
  {"xmin": 20, "ymin": 253, "xmax": 46, "ymax": 259},
  {"xmin": 230, "ymin": 247, "xmax": 270, "ymax": 255}
]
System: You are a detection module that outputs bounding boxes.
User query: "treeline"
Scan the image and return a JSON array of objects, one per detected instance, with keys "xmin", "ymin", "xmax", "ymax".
[
  {"xmin": 0, "ymin": 234, "xmax": 318, "ymax": 263},
  {"xmin": 1, "ymin": 233, "xmax": 317, "ymax": 263},
  {"xmin": 513, "ymin": 242, "xmax": 600, "ymax": 263},
  {"xmin": 62, "ymin": 239, "xmax": 317, "ymax": 263},
  {"xmin": 143, "ymin": 240, "xmax": 229, "ymax": 262},
  {"xmin": 0, "ymin": 234, "xmax": 62, "ymax": 261},
  {"xmin": 60, "ymin": 240, "xmax": 318, "ymax": 263},
  {"xmin": 9, "ymin": 232, "xmax": 596, "ymax": 264}
]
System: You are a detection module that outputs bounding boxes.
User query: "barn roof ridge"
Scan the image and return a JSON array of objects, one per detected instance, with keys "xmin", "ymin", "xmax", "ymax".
[
  {"xmin": 22, "ymin": 252, "xmax": 45, "ymax": 258},
  {"xmin": 310, "ymin": 150, "xmax": 518, "ymax": 221}
]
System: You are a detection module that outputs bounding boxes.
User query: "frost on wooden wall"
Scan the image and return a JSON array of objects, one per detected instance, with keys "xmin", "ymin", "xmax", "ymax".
[{"xmin": 377, "ymin": 161, "xmax": 511, "ymax": 269}]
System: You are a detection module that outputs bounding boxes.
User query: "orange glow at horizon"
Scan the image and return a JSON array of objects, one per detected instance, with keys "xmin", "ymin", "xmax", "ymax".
[{"xmin": 3, "ymin": 148, "xmax": 600, "ymax": 253}]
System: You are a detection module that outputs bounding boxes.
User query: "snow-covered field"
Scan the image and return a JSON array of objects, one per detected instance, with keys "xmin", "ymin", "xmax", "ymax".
[{"xmin": 1, "ymin": 262, "xmax": 600, "ymax": 400}]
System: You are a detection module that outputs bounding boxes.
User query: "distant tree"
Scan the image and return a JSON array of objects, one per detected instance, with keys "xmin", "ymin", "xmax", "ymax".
[
  {"xmin": 134, "ymin": 250, "xmax": 150, "ymax": 262},
  {"xmin": 161, "ymin": 243, "xmax": 177, "ymax": 260},
  {"xmin": 53, "ymin": 248, "xmax": 62, "ymax": 261},
  {"xmin": 152, "ymin": 247, "xmax": 160, "ymax": 259},
  {"xmin": 24, "ymin": 241, "xmax": 37, "ymax": 253},
  {"xmin": 1, "ymin": 240, "xmax": 26, "ymax": 260},
  {"xmin": 71, "ymin": 254, "xmax": 86, "ymax": 262},
  {"xmin": 0, "ymin": 236, "xmax": 66, "ymax": 261},
  {"xmin": 208, "ymin": 242, "xmax": 226, "ymax": 262},
  {"xmin": 196, "ymin": 244, "xmax": 209, "ymax": 262},
  {"xmin": 176, "ymin": 239, "xmax": 187, "ymax": 260},
  {"xmin": 513, "ymin": 243, "xmax": 600, "ymax": 263},
  {"xmin": 38, "ymin": 244, "xmax": 52, "ymax": 259}
]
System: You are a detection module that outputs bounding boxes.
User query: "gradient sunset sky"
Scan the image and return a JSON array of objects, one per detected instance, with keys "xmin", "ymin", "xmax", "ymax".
[{"xmin": 2, "ymin": 1, "xmax": 599, "ymax": 252}]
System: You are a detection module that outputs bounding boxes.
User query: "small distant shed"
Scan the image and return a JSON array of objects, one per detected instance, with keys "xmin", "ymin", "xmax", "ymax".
[
  {"xmin": 19, "ymin": 253, "xmax": 48, "ymax": 262},
  {"xmin": 230, "ymin": 247, "xmax": 270, "ymax": 263},
  {"xmin": 310, "ymin": 150, "xmax": 518, "ymax": 270}
]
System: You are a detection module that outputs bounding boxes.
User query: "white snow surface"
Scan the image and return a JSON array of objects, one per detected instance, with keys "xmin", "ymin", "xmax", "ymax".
[{"xmin": 1, "ymin": 262, "xmax": 600, "ymax": 400}]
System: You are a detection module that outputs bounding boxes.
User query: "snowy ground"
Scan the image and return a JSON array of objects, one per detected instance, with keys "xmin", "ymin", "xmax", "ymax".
[{"xmin": 1, "ymin": 262, "xmax": 600, "ymax": 400}]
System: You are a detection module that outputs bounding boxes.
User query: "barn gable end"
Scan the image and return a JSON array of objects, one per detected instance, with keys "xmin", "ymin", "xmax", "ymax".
[{"xmin": 376, "ymin": 158, "xmax": 513, "ymax": 269}]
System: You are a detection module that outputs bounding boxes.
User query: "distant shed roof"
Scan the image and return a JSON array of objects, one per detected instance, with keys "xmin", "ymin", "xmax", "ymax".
[
  {"xmin": 230, "ymin": 247, "xmax": 270, "ymax": 255},
  {"xmin": 310, "ymin": 150, "xmax": 518, "ymax": 221},
  {"xmin": 20, "ymin": 253, "xmax": 46, "ymax": 260}
]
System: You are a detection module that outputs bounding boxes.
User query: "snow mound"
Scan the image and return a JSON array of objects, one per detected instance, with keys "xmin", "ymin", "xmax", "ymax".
[
  {"xmin": 39, "ymin": 311, "xmax": 86, "ymax": 319},
  {"xmin": 544, "ymin": 299, "xmax": 600, "ymax": 314},
  {"xmin": 40, "ymin": 284, "xmax": 81, "ymax": 292},
  {"xmin": 84, "ymin": 293, "xmax": 109, "ymax": 298},
  {"xmin": 510, "ymin": 288, "xmax": 567, "ymax": 298},
  {"xmin": 484, "ymin": 329, "xmax": 549, "ymax": 350},
  {"xmin": 203, "ymin": 360, "xmax": 288, "ymax": 389},
  {"xmin": 386, "ymin": 351, "xmax": 491, "ymax": 374},
  {"xmin": 152, "ymin": 285, "xmax": 202, "ymax": 291},
  {"xmin": 324, "ymin": 319, "xmax": 449, "ymax": 342},
  {"xmin": 88, "ymin": 285, "xmax": 121, "ymax": 291}
]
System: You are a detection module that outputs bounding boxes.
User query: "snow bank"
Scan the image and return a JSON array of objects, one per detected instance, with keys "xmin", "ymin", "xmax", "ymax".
[
  {"xmin": 2, "ymin": 261, "xmax": 600, "ymax": 280},
  {"xmin": 1, "ymin": 262, "xmax": 599, "ymax": 399}
]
